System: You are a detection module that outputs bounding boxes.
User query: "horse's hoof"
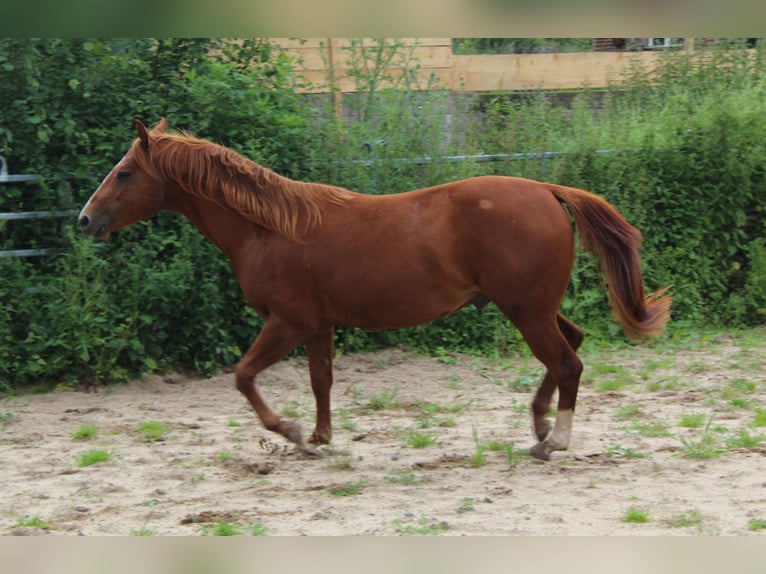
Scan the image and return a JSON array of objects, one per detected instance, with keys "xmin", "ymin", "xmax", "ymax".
[
  {"xmin": 309, "ymin": 431, "xmax": 332, "ymax": 445},
  {"xmin": 529, "ymin": 441, "xmax": 551, "ymax": 461},
  {"xmin": 533, "ymin": 420, "xmax": 552, "ymax": 443},
  {"xmin": 280, "ymin": 421, "xmax": 305, "ymax": 445},
  {"xmin": 298, "ymin": 444, "xmax": 323, "ymax": 457}
]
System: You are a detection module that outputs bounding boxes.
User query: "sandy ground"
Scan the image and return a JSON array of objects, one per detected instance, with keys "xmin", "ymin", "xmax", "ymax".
[{"xmin": 1, "ymin": 332, "xmax": 765, "ymax": 536}]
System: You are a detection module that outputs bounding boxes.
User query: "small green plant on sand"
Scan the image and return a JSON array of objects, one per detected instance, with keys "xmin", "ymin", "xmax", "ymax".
[
  {"xmin": 70, "ymin": 424, "xmax": 98, "ymax": 440},
  {"xmin": 138, "ymin": 421, "xmax": 171, "ymax": 442},
  {"xmin": 77, "ymin": 449, "xmax": 112, "ymax": 467},
  {"xmin": 622, "ymin": 507, "xmax": 651, "ymax": 524}
]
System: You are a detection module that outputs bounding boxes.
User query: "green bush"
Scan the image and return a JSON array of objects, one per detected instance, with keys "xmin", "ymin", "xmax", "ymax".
[{"xmin": 1, "ymin": 39, "xmax": 765, "ymax": 391}]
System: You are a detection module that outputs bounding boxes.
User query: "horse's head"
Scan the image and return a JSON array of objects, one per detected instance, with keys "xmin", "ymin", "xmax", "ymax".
[{"xmin": 79, "ymin": 119, "xmax": 167, "ymax": 240}]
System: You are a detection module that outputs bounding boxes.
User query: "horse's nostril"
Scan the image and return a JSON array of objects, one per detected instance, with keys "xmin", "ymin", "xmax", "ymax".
[{"xmin": 79, "ymin": 215, "xmax": 91, "ymax": 229}]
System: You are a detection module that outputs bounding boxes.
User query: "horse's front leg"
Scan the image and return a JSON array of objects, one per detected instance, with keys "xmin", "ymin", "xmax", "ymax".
[
  {"xmin": 306, "ymin": 324, "xmax": 334, "ymax": 445},
  {"xmin": 235, "ymin": 317, "xmax": 317, "ymax": 454}
]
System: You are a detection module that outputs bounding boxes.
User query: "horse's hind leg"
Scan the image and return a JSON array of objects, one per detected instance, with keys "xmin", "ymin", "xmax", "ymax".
[
  {"xmin": 306, "ymin": 325, "xmax": 334, "ymax": 445},
  {"xmin": 557, "ymin": 313, "xmax": 584, "ymax": 351},
  {"xmin": 504, "ymin": 312, "xmax": 583, "ymax": 460},
  {"xmin": 531, "ymin": 314, "xmax": 584, "ymax": 441}
]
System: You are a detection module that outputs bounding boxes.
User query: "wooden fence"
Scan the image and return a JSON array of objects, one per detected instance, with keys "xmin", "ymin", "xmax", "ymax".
[{"xmin": 270, "ymin": 38, "xmax": 695, "ymax": 93}]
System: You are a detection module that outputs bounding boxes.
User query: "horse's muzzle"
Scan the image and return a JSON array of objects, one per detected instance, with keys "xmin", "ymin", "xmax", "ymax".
[{"xmin": 78, "ymin": 213, "xmax": 111, "ymax": 240}]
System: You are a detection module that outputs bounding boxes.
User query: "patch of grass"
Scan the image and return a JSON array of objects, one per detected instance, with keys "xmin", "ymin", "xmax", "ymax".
[
  {"xmin": 226, "ymin": 418, "xmax": 241, "ymax": 427},
  {"xmin": 638, "ymin": 358, "xmax": 674, "ymax": 380},
  {"xmin": 595, "ymin": 380, "xmax": 624, "ymax": 392},
  {"xmin": 647, "ymin": 377, "xmax": 684, "ymax": 392},
  {"xmin": 748, "ymin": 518, "xmax": 766, "ymax": 531},
  {"xmin": 0, "ymin": 411, "xmax": 20, "ymax": 429},
  {"xmin": 404, "ymin": 430, "xmax": 437, "ymax": 448},
  {"xmin": 456, "ymin": 498, "xmax": 475, "ymax": 513},
  {"xmin": 753, "ymin": 409, "xmax": 766, "ymax": 427},
  {"xmin": 367, "ymin": 389, "xmax": 401, "ymax": 412},
  {"xmin": 201, "ymin": 521, "xmax": 241, "ymax": 536},
  {"xmin": 130, "ymin": 518, "xmax": 154, "ymax": 536},
  {"xmin": 594, "ymin": 367, "xmax": 633, "ymax": 391},
  {"xmin": 504, "ymin": 443, "xmax": 529, "ymax": 471},
  {"xmin": 217, "ymin": 450, "xmax": 234, "ymax": 463},
  {"xmin": 328, "ymin": 455, "xmax": 355, "ymax": 470},
  {"xmin": 677, "ymin": 420, "xmax": 727, "ymax": 459},
  {"xmin": 726, "ymin": 428, "xmax": 765, "ymax": 449},
  {"xmin": 392, "ymin": 514, "xmax": 449, "ymax": 535},
  {"xmin": 337, "ymin": 408, "xmax": 358, "ymax": 432},
  {"xmin": 70, "ymin": 424, "xmax": 98, "ymax": 440},
  {"xmin": 385, "ymin": 467, "xmax": 421, "ymax": 485},
  {"xmin": 622, "ymin": 506, "xmax": 651, "ymax": 524},
  {"xmin": 615, "ymin": 405, "xmax": 643, "ymax": 420},
  {"xmin": 627, "ymin": 419, "xmax": 672, "ymax": 438},
  {"xmin": 16, "ymin": 515, "xmax": 50, "ymax": 530},
  {"xmin": 249, "ymin": 522, "xmax": 269, "ymax": 536},
  {"xmin": 138, "ymin": 421, "xmax": 171, "ymax": 442},
  {"xmin": 678, "ymin": 413, "xmax": 706, "ymax": 428},
  {"xmin": 76, "ymin": 449, "xmax": 112, "ymax": 467},
  {"xmin": 605, "ymin": 444, "xmax": 647, "ymax": 459},
  {"xmin": 328, "ymin": 480, "xmax": 367, "ymax": 497},
  {"xmin": 664, "ymin": 510, "xmax": 704, "ymax": 529},
  {"xmin": 469, "ymin": 426, "xmax": 486, "ymax": 468},
  {"xmin": 280, "ymin": 402, "xmax": 301, "ymax": 418}
]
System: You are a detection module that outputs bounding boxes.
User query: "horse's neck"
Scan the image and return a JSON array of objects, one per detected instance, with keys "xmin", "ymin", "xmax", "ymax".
[{"xmin": 165, "ymin": 186, "xmax": 263, "ymax": 267}]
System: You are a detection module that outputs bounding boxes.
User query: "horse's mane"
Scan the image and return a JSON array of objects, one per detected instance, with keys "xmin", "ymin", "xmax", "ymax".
[{"xmin": 133, "ymin": 131, "xmax": 354, "ymax": 242}]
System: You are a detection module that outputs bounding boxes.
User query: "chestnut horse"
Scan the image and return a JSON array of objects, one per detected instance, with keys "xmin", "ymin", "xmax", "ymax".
[{"xmin": 79, "ymin": 119, "xmax": 671, "ymax": 460}]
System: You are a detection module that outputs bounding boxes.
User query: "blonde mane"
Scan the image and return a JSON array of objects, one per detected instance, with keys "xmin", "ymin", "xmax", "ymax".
[{"xmin": 134, "ymin": 131, "xmax": 353, "ymax": 241}]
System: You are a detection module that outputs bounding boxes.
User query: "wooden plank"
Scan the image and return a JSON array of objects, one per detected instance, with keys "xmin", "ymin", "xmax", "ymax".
[
  {"xmin": 450, "ymin": 51, "xmax": 665, "ymax": 91},
  {"xmin": 271, "ymin": 39, "xmax": 728, "ymax": 93},
  {"xmin": 290, "ymin": 45, "xmax": 453, "ymax": 71}
]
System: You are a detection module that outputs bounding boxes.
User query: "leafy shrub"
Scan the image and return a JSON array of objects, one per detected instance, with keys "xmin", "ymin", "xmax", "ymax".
[{"xmin": 2, "ymin": 39, "xmax": 765, "ymax": 391}]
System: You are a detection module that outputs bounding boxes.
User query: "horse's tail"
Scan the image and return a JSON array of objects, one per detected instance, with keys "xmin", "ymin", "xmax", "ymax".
[{"xmin": 549, "ymin": 184, "xmax": 671, "ymax": 339}]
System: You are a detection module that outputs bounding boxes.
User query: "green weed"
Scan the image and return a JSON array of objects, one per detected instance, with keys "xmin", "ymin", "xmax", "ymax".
[
  {"xmin": 328, "ymin": 455, "xmax": 355, "ymax": 470},
  {"xmin": 70, "ymin": 424, "xmax": 98, "ymax": 440},
  {"xmin": 392, "ymin": 514, "xmax": 449, "ymax": 535},
  {"xmin": 622, "ymin": 507, "xmax": 651, "ymax": 524},
  {"xmin": 328, "ymin": 480, "xmax": 367, "ymax": 497},
  {"xmin": 16, "ymin": 515, "xmax": 50, "ymax": 530},
  {"xmin": 726, "ymin": 428, "xmax": 764, "ymax": 449},
  {"xmin": 677, "ymin": 420, "xmax": 727, "ymax": 459},
  {"xmin": 76, "ymin": 449, "xmax": 112, "ymax": 467},
  {"xmin": 748, "ymin": 518, "xmax": 766, "ymax": 531},
  {"xmin": 404, "ymin": 430, "xmax": 437, "ymax": 448},
  {"xmin": 678, "ymin": 414, "xmax": 706, "ymax": 428},
  {"xmin": 469, "ymin": 426, "xmax": 486, "ymax": 468},
  {"xmin": 385, "ymin": 467, "xmax": 421, "ymax": 485},
  {"xmin": 753, "ymin": 409, "xmax": 766, "ymax": 427},
  {"xmin": 280, "ymin": 402, "xmax": 301, "ymax": 418},
  {"xmin": 456, "ymin": 498, "xmax": 475, "ymax": 513},
  {"xmin": 367, "ymin": 389, "xmax": 400, "ymax": 412},
  {"xmin": 201, "ymin": 521, "xmax": 241, "ymax": 536},
  {"xmin": 628, "ymin": 419, "xmax": 672, "ymax": 438},
  {"xmin": 615, "ymin": 405, "xmax": 643, "ymax": 419},
  {"xmin": 249, "ymin": 522, "xmax": 269, "ymax": 536},
  {"xmin": 664, "ymin": 510, "xmax": 704, "ymax": 528},
  {"xmin": 138, "ymin": 421, "xmax": 171, "ymax": 442}
]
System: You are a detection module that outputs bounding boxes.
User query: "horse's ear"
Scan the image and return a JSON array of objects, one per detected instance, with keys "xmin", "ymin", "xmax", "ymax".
[
  {"xmin": 152, "ymin": 118, "xmax": 168, "ymax": 133},
  {"xmin": 135, "ymin": 119, "xmax": 150, "ymax": 151}
]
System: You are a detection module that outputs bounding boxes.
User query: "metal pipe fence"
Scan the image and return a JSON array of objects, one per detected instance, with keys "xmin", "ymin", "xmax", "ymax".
[{"xmin": 0, "ymin": 148, "xmax": 617, "ymax": 258}]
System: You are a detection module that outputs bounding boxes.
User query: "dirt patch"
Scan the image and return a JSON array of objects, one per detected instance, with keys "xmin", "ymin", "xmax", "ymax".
[{"xmin": 1, "ymin": 335, "xmax": 765, "ymax": 535}]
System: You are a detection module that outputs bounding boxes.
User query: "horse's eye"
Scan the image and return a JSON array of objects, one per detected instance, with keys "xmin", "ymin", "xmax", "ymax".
[{"xmin": 117, "ymin": 171, "xmax": 131, "ymax": 181}]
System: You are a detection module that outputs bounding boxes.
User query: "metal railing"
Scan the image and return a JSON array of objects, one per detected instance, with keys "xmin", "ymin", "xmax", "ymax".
[
  {"xmin": 0, "ymin": 154, "xmax": 78, "ymax": 258},
  {"xmin": 0, "ymin": 147, "xmax": 618, "ymax": 257}
]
